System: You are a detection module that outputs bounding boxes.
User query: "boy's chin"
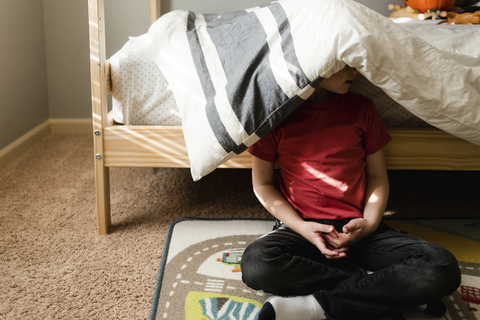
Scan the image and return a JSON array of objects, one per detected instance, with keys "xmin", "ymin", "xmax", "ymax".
[{"xmin": 334, "ymin": 88, "xmax": 350, "ymax": 95}]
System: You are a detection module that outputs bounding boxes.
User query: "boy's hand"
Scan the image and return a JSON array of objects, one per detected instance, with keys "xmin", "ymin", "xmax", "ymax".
[
  {"xmin": 297, "ymin": 221, "xmax": 348, "ymax": 259},
  {"xmin": 323, "ymin": 218, "xmax": 376, "ymax": 249}
]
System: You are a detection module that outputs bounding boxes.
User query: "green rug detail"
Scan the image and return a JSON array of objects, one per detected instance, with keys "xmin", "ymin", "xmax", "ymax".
[{"xmin": 148, "ymin": 218, "xmax": 480, "ymax": 320}]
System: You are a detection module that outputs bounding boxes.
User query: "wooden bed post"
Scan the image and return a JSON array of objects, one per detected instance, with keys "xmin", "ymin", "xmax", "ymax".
[
  {"xmin": 88, "ymin": 0, "xmax": 111, "ymax": 235},
  {"xmin": 151, "ymin": 0, "xmax": 159, "ymax": 24}
]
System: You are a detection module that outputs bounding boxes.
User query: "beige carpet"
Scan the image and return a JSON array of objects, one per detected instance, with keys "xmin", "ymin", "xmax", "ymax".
[{"xmin": 1, "ymin": 134, "xmax": 479, "ymax": 319}]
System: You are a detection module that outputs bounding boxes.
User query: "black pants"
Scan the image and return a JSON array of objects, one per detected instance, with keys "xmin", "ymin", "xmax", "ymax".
[{"xmin": 241, "ymin": 219, "xmax": 461, "ymax": 320}]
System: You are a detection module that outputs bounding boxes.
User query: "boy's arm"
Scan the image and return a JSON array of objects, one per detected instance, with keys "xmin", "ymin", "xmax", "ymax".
[
  {"xmin": 360, "ymin": 148, "xmax": 390, "ymax": 233},
  {"xmin": 252, "ymin": 155, "xmax": 347, "ymax": 259},
  {"xmin": 325, "ymin": 148, "xmax": 389, "ymax": 247}
]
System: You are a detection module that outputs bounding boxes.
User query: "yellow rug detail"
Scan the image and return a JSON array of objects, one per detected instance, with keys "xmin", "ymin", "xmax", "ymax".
[{"xmin": 386, "ymin": 220, "xmax": 480, "ymax": 263}]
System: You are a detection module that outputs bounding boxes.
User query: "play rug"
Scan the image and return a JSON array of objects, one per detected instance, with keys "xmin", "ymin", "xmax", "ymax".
[{"xmin": 148, "ymin": 218, "xmax": 480, "ymax": 320}]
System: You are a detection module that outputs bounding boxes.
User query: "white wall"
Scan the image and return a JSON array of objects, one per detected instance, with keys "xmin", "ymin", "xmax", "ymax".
[{"xmin": 0, "ymin": 0, "xmax": 403, "ymax": 150}]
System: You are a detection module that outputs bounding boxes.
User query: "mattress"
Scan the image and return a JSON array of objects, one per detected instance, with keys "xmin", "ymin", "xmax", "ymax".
[{"xmin": 110, "ymin": 18, "xmax": 479, "ymax": 128}]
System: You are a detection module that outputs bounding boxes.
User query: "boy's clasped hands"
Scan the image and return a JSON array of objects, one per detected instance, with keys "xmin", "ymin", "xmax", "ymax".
[{"xmin": 299, "ymin": 218, "xmax": 377, "ymax": 259}]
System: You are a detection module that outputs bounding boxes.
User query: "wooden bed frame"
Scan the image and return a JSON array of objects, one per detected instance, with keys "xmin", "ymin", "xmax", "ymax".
[{"xmin": 88, "ymin": 0, "xmax": 480, "ymax": 235}]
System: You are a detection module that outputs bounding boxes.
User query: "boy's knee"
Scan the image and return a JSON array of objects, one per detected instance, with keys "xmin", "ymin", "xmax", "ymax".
[
  {"xmin": 241, "ymin": 242, "xmax": 281, "ymax": 290},
  {"xmin": 241, "ymin": 244, "xmax": 265, "ymax": 279},
  {"xmin": 426, "ymin": 245, "xmax": 461, "ymax": 294},
  {"xmin": 440, "ymin": 249, "xmax": 461, "ymax": 293}
]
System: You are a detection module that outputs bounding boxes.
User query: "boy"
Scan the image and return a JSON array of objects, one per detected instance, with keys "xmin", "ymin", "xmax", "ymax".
[{"xmin": 240, "ymin": 66, "xmax": 461, "ymax": 320}]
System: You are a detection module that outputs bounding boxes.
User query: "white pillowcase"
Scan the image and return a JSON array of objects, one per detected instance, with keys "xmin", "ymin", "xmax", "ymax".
[{"xmin": 110, "ymin": 34, "xmax": 181, "ymax": 125}]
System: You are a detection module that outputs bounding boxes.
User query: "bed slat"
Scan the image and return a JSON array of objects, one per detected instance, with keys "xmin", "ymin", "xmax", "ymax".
[
  {"xmin": 383, "ymin": 129, "xmax": 480, "ymax": 171},
  {"xmin": 103, "ymin": 126, "xmax": 480, "ymax": 171}
]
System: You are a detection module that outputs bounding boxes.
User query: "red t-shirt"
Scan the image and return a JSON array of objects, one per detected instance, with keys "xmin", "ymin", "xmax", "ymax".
[{"xmin": 249, "ymin": 92, "xmax": 391, "ymax": 220}]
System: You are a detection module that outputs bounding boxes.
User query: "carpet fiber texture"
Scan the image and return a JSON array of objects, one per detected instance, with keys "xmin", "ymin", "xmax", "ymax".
[
  {"xmin": 0, "ymin": 134, "xmax": 479, "ymax": 319},
  {"xmin": 150, "ymin": 218, "xmax": 480, "ymax": 320}
]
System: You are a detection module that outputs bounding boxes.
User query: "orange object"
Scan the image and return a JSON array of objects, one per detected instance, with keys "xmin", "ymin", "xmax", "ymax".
[
  {"xmin": 404, "ymin": 0, "xmax": 455, "ymax": 12},
  {"xmin": 439, "ymin": 10, "xmax": 480, "ymax": 24}
]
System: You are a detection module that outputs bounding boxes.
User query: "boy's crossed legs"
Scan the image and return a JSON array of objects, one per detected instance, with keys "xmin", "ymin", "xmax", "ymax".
[{"xmin": 241, "ymin": 220, "xmax": 461, "ymax": 320}]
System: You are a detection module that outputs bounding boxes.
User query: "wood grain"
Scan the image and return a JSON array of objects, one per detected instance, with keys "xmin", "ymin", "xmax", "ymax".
[
  {"xmin": 88, "ymin": 0, "xmax": 111, "ymax": 235},
  {"xmin": 103, "ymin": 126, "xmax": 480, "ymax": 171}
]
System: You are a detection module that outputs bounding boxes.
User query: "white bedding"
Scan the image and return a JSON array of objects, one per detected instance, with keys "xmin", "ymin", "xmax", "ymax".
[
  {"xmin": 110, "ymin": 36, "xmax": 432, "ymax": 128},
  {"xmin": 146, "ymin": 0, "xmax": 480, "ymax": 180},
  {"xmin": 110, "ymin": 17, "xmax": 479, "ymax": 129}
]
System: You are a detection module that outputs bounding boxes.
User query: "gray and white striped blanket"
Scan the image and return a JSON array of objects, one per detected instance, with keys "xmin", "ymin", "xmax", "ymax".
[{"xmin": 148, "ymin": 0, "xmax": 480, "ymax": 180}]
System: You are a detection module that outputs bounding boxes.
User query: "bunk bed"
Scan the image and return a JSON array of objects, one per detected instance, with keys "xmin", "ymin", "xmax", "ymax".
[{"xmin": 88, "ymin": 0, "xmax": 480, "ymax": 235}]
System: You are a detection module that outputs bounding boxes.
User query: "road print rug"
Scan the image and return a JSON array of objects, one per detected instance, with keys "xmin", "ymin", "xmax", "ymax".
[{"xmin": 148, "ymin": 218, "xmax": 480, "ymax": 320}]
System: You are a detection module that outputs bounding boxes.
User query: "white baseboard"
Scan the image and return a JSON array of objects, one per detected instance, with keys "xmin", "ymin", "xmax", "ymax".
[{"xmin": 0, "ymin": 118, "xmax": 92, "ymax": 169}]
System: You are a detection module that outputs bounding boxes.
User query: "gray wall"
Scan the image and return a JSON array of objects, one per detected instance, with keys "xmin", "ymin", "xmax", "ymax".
[
  {"xmin": 43, "ymin": 0, "xmax": 92, "ymax": 119},
  {"xmin": 0, "ymin": 0, "xmax": 402, "ymax": 150},
  {"xmin": 0, "ymin": 1, "xmax": 50, "ymax": 150},
  {"xmin": 105, "ymin": 0, "xmax": 151, "ymax": 58},
  {"xmin": 161, "ymin": 0, "xmax": 403, "ymax": 16}
]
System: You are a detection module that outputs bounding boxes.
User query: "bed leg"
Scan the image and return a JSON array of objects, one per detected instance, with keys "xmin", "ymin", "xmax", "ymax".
[
  {"xmin": 95, "ymin": 165, "xmax": 111, "ymax": 235},
  {"xmin": 89, "ymin": 0, "xmax": 111, "ymax": 235}
]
